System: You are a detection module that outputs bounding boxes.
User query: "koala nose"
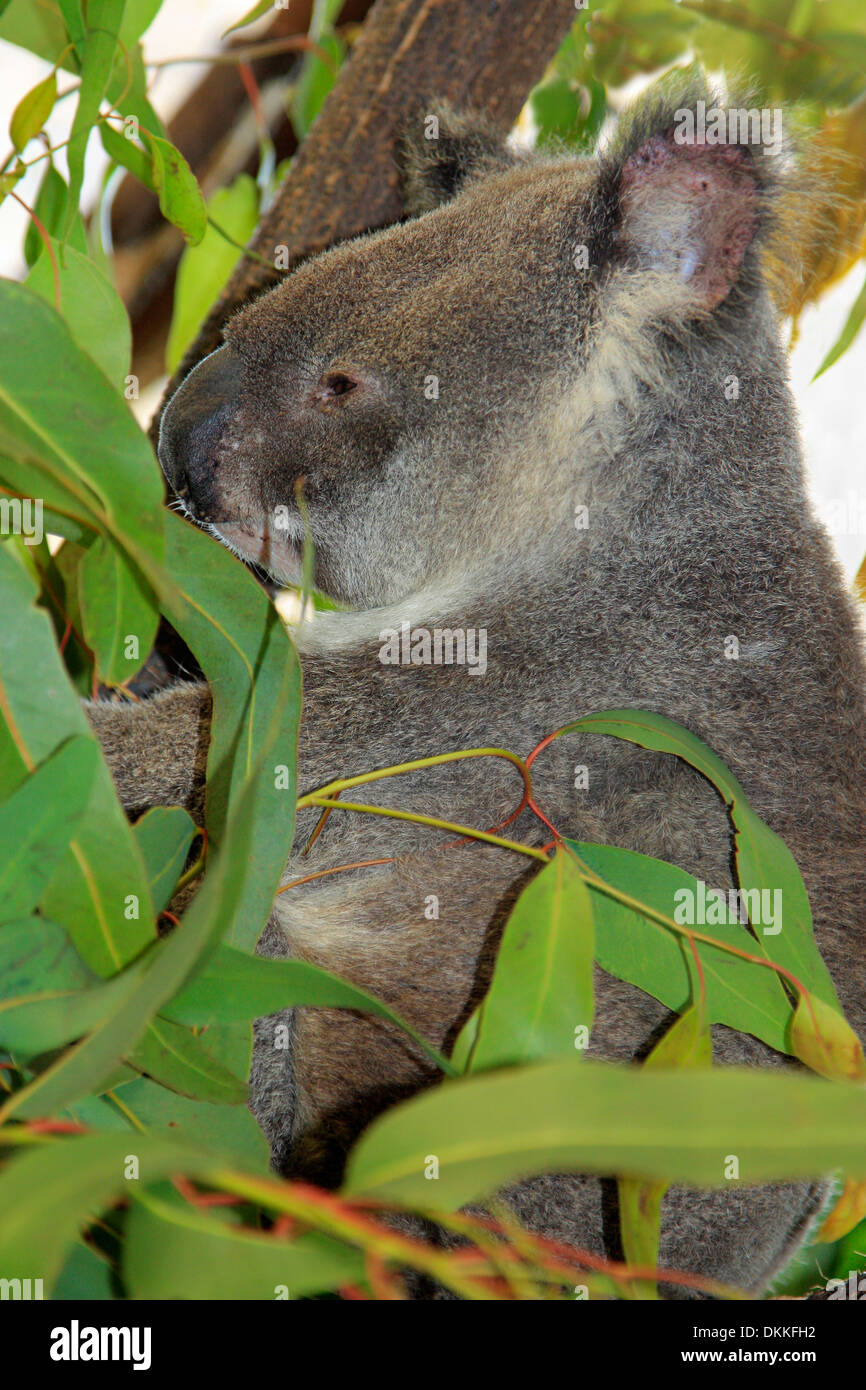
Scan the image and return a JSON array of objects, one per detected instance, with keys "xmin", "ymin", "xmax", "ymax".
[{"xmin": 157, "ymin": 345, "xmax": 244, "ymax": 514}]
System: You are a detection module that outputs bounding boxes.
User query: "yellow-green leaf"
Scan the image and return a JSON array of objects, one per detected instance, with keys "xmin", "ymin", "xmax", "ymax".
[
  {"xmin": 818, "ymin": 1176, "xmax": 866, "ymax": 1243},
  {"xmin": 143, "ymin": 132, "xmax": 207, "ymax": 245},
  {"xmin": 9, "ymin": 70, "xmax": 57, "ymax": 152},
  {"xmin": 790, "ymin": 992, "xmax": 866, "ymax": 1082},
  {"xmin": 222, "ymin": 0, "xmax": 273, "ymax": 38}
]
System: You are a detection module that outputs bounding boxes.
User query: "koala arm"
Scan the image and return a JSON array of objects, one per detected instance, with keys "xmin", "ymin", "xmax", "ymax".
[{"xmin": 85, "ymin": 682, "xmax": 211, "ymax": 825}]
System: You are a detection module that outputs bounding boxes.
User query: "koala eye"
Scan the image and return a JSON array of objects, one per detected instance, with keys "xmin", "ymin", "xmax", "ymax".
[{"xmin": 314, "ymin": 370, "xmax": 360, "ymax": 404}]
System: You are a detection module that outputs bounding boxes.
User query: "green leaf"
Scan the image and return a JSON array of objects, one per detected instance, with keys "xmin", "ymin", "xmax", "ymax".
[
  {"xmin": 9, "ymin": 70, "xmax": 57, "ymax": 152},
  {"xmin": 0, "ymin": 1131, "xmax": 214, "ymax": 1291},
  {"xmin": 62, "ymin": 0, "xmax": 127, "ymax": 242},
  {"xmin": 790, "ymin": 992, "xmax": 866, "ymax": 1082},
  {"xmin": 291, "ymin": 32, "xmax": 344, "ymax": 140},
  {"xmin": 566, "ymin": 840, "xmax": 794, "ymax": 1054},
  {"xmin": 310, "ymin": 0, "xmax": 345, "ymax": 41},
  {"xmin": 127, "ymin": 1017, "xmax": 249, "ymax": 1104},
  {"xmin": 106, "ymin": 41, "xmax": 165, "ymax": 140},
  {"xmin": 98, "ymin": 118, "xmax": 154, "ymax": 188},
  {"xmin": 0, "ymin": 167, "xmax": 24, "ymax": 199},
  {"xmin": 58, "ymin": 0, "xmax": 85, "ymax": 50},
  {"xmin": 193, "ymin": 1017, "xmax": 251, "ymax": 1082},
  {"xmin": 117, "ymin": 0, "xmax": 161, "ymax": 48},
  {"xmin": 0, "ymin": 0, "xmax": 71, "ymax": 68},
  {"xmin": 813, "ymin": 268, "xmax": 866, "ymax": 379},
  {"xmin": 26, "ymin": 237, "xmax": 132, "ymax": 388},
  {"xmin": 0, "ymin": 280, "xmax": 164, "ymax": 567},
  {"xmin": 154, "ymin": 513, "xmax": 301, "ymax": 949},
  {"xmin": 530, "ymin": 74, "xmax": 606, "ymax": 152},
  {"xmin": 52, "ymin": 1240, "xmax": 116, "ymax": 1300},
  {"xmin": 55, "ymin": 1094, "xmax": 133, "ymax": 1133},
  {"xmin": 0, "ymin": 737, "xmax": 98, "ymax": 920},
  {"xmin": 561, "ymin": 711, "xmax": 840, "ymax": 1010},
  {"xmin": 449, "ymin": 1006, "xmax": 480, "ymax": 1074},
  {"xmin": 344, "ymin": 1059, "xmax": 866, "ymax": 1209},
  {"xmin": 165, "ymin": 943, "xmax": 454, "ymax": 1076},
  {"xmin": 32, "ymin": 534, "xmax": 94, "ymax": 695},
  {"xmin": 166, "ymin": 174, "xmax": 259, "ymax": 372},
  {"xmin": 0, "ymin": 547, "xmax": 156, "ymax": 976},
  {"xmin": 78, "ymin": 533, "xmax": 157, "ymax": 684},
  {"xmin": 125, "ymin": 1186, "xmax": 363, "ymax": 1298},
  {"xmin": 102, "ymin": 1075, "xmax": 270, "ymax": 1170},
  {"xmin": 0, "ymin": 963, "xmax": 132, "ymax": 1055},
  {"xmin": 133, "ymin": 807, "xmax": 196, "ymax": 916},
  {"xmin": 143, "ymin": 132, "xmax": 207, "ymax": 245},
  {"xmin": 24, "ymin": 165, "xmax": 87, "ymax": 267},
  {"xmin": 459, "ymin": 845, "xmax": 595, "ymax": 1073},
  {"xmin": 0, "ymin": 918, "xmax": 95, "ymax": 1005},
  {"xmin": 0, "ymin": 739, "xmax": 267, "ymax": 1118},
  {"xmin": 222, "ymin": 0, "xmax": 273, "ymax": 38}
]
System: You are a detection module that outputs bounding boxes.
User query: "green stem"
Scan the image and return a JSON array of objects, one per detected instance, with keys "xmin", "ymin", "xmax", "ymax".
[
  {"xmin": 204, "ymin": 1169, "xmax": 507, "ymax": 1300},
  {"xmin": 306, "ymin": 745, "xmax": 533, "ymax": 802},
  {"xmin": 300, "ymin": 795, "xmax": 550, "ymax": 863},
  {"xmin": 207, "ymin": 215, "xmax": 278, "ymax": 270}
]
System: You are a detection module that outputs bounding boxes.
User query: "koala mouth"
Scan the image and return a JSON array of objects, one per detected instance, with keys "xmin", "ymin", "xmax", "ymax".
[{"xmin": 209, "ymin": 519, "xmax": 304, "ymax": 587}]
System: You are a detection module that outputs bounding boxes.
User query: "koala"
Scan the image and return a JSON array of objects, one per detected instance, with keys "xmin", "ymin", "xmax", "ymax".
[{"xmin": 89, "ymin": 84, "xmax": 866, "ymax": 1297}]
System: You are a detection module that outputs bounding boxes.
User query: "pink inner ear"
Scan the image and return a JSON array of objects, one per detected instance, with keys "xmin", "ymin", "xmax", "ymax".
[{"xmin": 621, "ymin": 131, "xmax": 760, "ymax": 310}]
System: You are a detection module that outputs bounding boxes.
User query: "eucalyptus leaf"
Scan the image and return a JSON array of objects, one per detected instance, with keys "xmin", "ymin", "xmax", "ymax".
[
  {"xmin": 9, "ymin": 71, "xmax": 57, "ymax": 152},
  {"xmin": 0, "ymin": 745, "xmax": 268, "ymax": 1120},
  {"xmin": 561, "ymin": 711, "xmax": 840, "ymax": 1010},
  {"xmin": 133, "ymin": 807, "xmax": 196, "ymax": 916},
  {"xmin": 0, "ymin": 546, "xmax": 155, "ymax": 976},
  {"xmin": 24, "ymin": 166, "xmax": 87, "ymax": 267},
  {"xmin": 127, "ymin": 1017, "xmax": 249, "ymax": 1104},
  {"xmin": 26, "ymin": 238, "xmax": 132, "ymax": 389},
  {"xmin": 567, "ymin": 839, "xmax": 794, "ymax": 1054},
  {"xmin": 125, "ymin": 1186, "xmax": 363, "ymax": 1298},
  {"xmin": 62, "ymin": 0, "xmax": 126, "ymax": 242},
  {"xmin": 458, "ymin": 845, "xmax": 595, "ymax": 1073},
  {"xmin": 166, "ymin": 174, "xmax": 259, "ymax": 372},
  {"xmin": 103, "ymin": 1075, "xmax": 269, "ymax": 1170},
  {"xmin": 78, "ymin": 533, "xmax": 157, "ymax": 685},
  {"xmin": 0, "ymin": 1131, "xmax": 215, "ymax": 1290},
  {"xmin": 0, "ymin": 737, "xmax": 98, "ymax": 920},
  {"xmin": 344, "ymin": 1059, "xmax": 866, "ymax": 1208},
  {"xmin": 143, "ymin": 132, "xmax": 207, "ymax": 245},
  {"xmin": 0, "ymin": 918, "xmax": 96, "ymax": 1023}
]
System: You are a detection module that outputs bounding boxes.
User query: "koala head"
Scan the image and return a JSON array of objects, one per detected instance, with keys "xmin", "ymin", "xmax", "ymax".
[{"xmin": 158, "ymin": 83, "xmax": 786, "ymax": 610}]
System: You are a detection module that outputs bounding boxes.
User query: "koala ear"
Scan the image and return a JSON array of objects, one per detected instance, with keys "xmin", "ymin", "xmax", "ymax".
[
  {"xmin": 614, "ymin": 126, "xmax": 762, "ymax": 312},
  {"xmin": 398, "ymin": 101, "xmax": 521, "ymax": 214}
]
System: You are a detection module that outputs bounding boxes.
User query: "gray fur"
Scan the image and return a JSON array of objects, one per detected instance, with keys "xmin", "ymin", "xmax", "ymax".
[{"xmin": 88, "ymin": 83, "xmax": 866, "ymax": 1297}]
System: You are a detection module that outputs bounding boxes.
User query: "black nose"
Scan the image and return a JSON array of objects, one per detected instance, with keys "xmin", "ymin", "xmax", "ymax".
[{"xmin": 157, "ymin": 345, "xmax": 244, "ymax": 508}]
